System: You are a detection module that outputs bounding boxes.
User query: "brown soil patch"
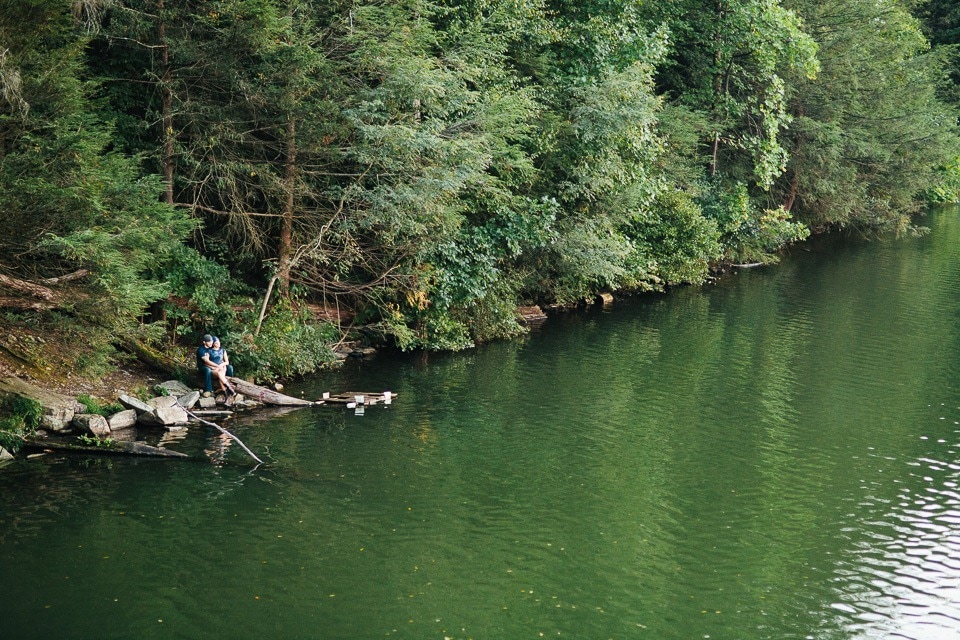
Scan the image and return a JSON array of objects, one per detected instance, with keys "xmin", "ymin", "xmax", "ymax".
[{"xmin": 0, "ymin": 316, "xmax": 177, "ymax": 402}]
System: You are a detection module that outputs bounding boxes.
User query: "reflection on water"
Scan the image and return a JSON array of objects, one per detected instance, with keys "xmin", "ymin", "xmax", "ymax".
[
  {"xmin": 830, "ymin": 425, "xmax": 960, "ymax": 640},
  {"xmin": 3, "ymin": 207, "xmax": 960, "ymax": 639}
]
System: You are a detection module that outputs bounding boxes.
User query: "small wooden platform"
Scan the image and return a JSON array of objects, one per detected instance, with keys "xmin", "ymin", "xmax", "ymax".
[
  {"xmin": 223, "ymin": 378, "xmax": 397, "ymax": 409},
  {"xmin": 319, "ymin": 392, "xmax": 395, "ymax": 406}
]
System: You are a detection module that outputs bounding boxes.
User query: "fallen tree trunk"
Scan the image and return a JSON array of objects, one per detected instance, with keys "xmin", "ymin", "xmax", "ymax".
[
  {"xmin": 0, "ymin": 270, "xmax": 91, "ymax": 311},
  {"xmin": 121, "ymin": 339, "xmax": 186, "ymax": 377},
  {"xmin": 0, "ymin": 296, "xmax": 57, "ymax": 311},
  {"xmin": 21, "ymin": 436, "xmax": 189, "ymax": 458},
  {"xmin": 228, "ymin": 377, "xmax": 314, "ymax": 406},
  {"xmin": 0, "ymin": 273, "xmax": 56, "ymax": 300}
]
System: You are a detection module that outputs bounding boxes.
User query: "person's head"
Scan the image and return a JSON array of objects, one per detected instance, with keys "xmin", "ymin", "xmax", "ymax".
[
  {"xmin": 213, "ymin": 337, "xmax": 221, "ymax": 348},
  {"xmin": 201, "ymin": 334, "xmax": 214, "ymax": 346}
]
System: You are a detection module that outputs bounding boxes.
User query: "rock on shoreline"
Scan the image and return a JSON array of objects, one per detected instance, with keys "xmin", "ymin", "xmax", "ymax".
[{"xmin": 0, "ymin": 376, "xmax": 255, "ymax": 443}]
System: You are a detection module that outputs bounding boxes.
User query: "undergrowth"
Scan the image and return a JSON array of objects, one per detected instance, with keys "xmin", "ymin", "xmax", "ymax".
[{"xmin": 0, "ymin": 396, "xmax": 43, "ymax": 454}]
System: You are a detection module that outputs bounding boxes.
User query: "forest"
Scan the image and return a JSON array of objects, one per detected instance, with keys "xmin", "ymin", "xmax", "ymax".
[{"xmin": 1, "ymin": 0, "xmax": 959, "ymax": 381}]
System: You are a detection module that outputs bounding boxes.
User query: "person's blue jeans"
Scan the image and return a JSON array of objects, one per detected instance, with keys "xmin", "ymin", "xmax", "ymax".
[{"xmin": 199, "ymin": 365, "xmax": 234, "ymax": 392}]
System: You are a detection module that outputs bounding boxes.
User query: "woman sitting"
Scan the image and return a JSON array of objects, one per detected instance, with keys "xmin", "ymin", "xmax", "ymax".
[{"xmin": 203, "ymin": 336, "xmax": 236, "ymax": 397}]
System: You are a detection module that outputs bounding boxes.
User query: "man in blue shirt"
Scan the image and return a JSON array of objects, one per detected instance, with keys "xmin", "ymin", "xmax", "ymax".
[{"xmin": 196, "ymin": 334, "xmax": 216, "ymax": 395}]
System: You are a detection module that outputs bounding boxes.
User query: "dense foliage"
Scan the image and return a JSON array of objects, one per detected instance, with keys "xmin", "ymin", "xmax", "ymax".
[
  {"xmin": 0, "ymin": 0, "xmax": 957, "ymax": 377},
  {"xmin": 0, "ymin": 395, "xmax": 42, "ymax": 453}
]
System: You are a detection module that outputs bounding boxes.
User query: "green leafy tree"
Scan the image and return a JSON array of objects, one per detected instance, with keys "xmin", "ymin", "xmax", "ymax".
[
  {"xmin": 917, "ymin": 0, "xmax": 960, "ymax": 203},
  {"xmin": 645, "ymin": 0, "xmax": 819, "ymax": 189},
  {"xmin": 774, "ymin": 0, "xmax": 960, "ymax": 230},
  {"xmin": 288, "ymin": 0, "xmax": 549, "ymax": 349}
]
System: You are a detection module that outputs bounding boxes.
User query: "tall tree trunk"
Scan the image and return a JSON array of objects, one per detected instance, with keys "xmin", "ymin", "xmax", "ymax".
[
  {"xmin": 783, "ymin": 170, "xmax": 799, "ymax": 212},
  {"xmin": 278, "ymin": 116, "xmax": 296, "ymax": 297},
  {"xmin": 709, "ymin": 131, "xmax": 719, "ymax": 177},
  {"xmin": 708, "ymin": 0, "xmax": 725, "ymax": 178},
  {"xmin": 158, "ymin": 0, "xmax": 174, "ymax": 205},
  {"xmin": 783, "ymin": 105, "xmax": 803, "ymax": 211}
]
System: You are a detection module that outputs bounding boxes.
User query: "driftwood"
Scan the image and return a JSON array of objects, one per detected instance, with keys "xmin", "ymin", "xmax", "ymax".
[
  {"xmin": 228, "ymin": 377, "xmax": 314, "ymax": 406},
  {"xmin": 176, "ymin": 401, "xmax": 263, "ymax": 465},
  {"xmin": 21, "ymin": 436, "xmax": 189, "ymax": 458}
]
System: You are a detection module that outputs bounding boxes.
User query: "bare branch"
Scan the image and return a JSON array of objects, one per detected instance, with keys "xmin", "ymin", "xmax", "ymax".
[
  {"xmin": 40, "ymin": 269, "xmax": 90, "ymax": 285},
  {"xmin": 71, "ymin": 0, "xmax": 112, "ymax": 34},
  {"xmin": 0, "ymin": 49, "xmax": 29, "ymax": 118}
]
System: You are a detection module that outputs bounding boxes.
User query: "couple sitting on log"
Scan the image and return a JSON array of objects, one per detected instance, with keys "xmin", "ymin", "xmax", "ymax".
[{"xmin": 197, "ymin": 334, "xmax": 237, "ymax": 398}]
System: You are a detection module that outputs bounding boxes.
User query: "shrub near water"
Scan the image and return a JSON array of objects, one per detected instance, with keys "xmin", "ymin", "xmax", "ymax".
[
  {"xmin": 927, "ymin": 157, "xmax": 960, "ymax": 204},
  {"xmin": 0, "ymin": 396, "xmax": 43, "ymax": 454},
  {"xmin": 77, "ymin": 394, "xmax": 123, "ymax": 417},
  {"xmin": 229, "ymin": 302, "xmax": 338, "ymax": 382}
]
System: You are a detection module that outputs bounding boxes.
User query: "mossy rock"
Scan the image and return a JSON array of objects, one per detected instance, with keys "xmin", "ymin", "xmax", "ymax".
[{"xmin": 0, "ymin": 377, "xmax": 77, "ymax": 432}]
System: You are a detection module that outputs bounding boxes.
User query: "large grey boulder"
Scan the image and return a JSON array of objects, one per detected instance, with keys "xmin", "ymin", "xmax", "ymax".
[
  {"xmin": 73, "ymin": 413, "xmax": 111, "ymax": 437},
  {"xmin": 138, "ymin": 405, "xmax": 189, "ymax": 427},
  {"xmin": 107, "ymin": 409, "xmax": 137, "ymax": 431},
  {"xmin": 0, "ymin": 377, "xmax": 76, "ymax": 432},
  {"xmin": 156, "ymin": 380, "xmax": 193, "ymax": 396},
  {"xmin": 148, "ymin": 395, "xmax": 180, "ymax": 410},
  {"xmin": 118, "ymin": 394, "xmax": 154, "ymax": 415},
  {"xmin": 178, "ymin": 391, "xmax": 200, "ymax": 409},
  {"xmin": 157, "ymin": 406, "xmax": 189, "ymax": 425},
  {"xmin": 0, "ymin": 446, "xmax": 13, "ymax": 461}
]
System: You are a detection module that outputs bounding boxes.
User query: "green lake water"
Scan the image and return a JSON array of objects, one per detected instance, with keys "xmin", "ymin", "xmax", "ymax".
[{"xmin": 4, "ymin": 207, "xmax": 960, "ymax": 639}]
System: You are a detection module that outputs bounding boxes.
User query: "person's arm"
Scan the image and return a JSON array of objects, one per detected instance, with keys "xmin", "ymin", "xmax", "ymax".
[{"xmin": 222, "ymin": 350, "xmax": 230, "ymax": 366}]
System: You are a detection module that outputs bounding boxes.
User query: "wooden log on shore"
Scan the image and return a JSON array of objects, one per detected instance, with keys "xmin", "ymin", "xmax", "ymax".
[
  {"xmin": 227, "ymin": 377, "xmax": 314, "ymax": 406},
  {"xmin": 121, "ymin": 339, "xmax": 187, "ymax": 377},
  {"xmin": 21, "ymin": 437, "xmax": 189, "ymax": 458}
]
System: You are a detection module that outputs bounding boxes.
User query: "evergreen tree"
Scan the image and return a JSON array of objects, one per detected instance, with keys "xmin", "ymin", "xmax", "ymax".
[
  {"xmin": 775, "ymin": 0, "xmax": 960, "ymax": 229},
  {"xmin": 0, "ymin": 0, "xmax": 193, "ymax": 322},
  {"xmin": 304, "ymin": 0, "xmax": 546, "ymax": 348}
]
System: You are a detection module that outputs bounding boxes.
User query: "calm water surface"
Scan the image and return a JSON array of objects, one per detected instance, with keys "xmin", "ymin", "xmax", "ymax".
[{"xmin": 4, "ymin": 208, "xmax": 960, "ymax": 639}]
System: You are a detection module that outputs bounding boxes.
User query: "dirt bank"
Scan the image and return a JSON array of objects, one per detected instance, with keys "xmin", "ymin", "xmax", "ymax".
[{"xmin": 0, "ymin": 317, "xmax": 169, "ymax": 402}]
